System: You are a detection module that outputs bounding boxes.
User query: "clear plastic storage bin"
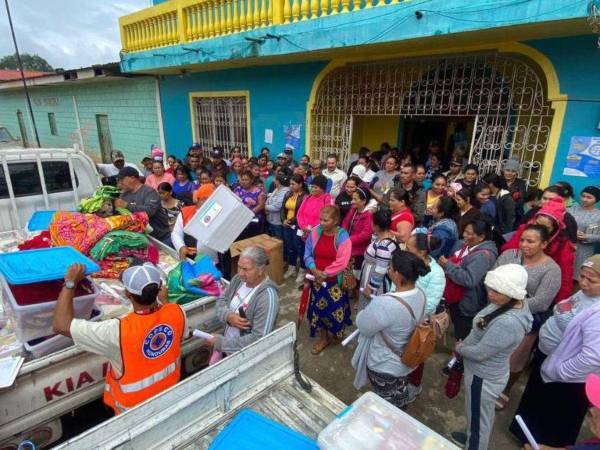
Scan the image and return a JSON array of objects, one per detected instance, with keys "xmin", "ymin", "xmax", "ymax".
[
  {"xmin": 1, "ymin": 276, "xmax": 98, "ymax": 342},
  {"xmin": 24, "ymin": 308, "xmax": 102, "ymax": 358},
  {"xmin": 318, "ymin": 392, "xmax": 459, "ymax": 450}
]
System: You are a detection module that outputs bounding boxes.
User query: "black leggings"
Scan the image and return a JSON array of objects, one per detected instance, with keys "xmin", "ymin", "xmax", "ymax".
[
  {"xmin": 448, "ymin": 303, "xmax": 473, "ymax": 340},
  {"xmin": 509, "ymin": 350, "xmax": 588, "ymax": 447}
]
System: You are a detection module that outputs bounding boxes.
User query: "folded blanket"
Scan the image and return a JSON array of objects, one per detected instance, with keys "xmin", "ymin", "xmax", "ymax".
[
  {"xmin": 19, "ymin": 231, "xmax": 52, "ymax": 250},
  {"xmin": 90, "ymin": 230, "xmax": 148, "ymax": 261},
  {"xmin": 79, "ymin": 186, "xmax": 120, "ymax": 214},
  {"xmin": 49, "ymin": 211, "xmax": 111, "ymax": 254},
  {"xmin": 49, "ymin": 211, "xmax": 149, "ymax": 255}
]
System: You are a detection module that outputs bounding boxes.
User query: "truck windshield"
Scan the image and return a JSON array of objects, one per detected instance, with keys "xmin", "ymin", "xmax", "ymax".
[{"xmin": 0, "ymin": 127, "xmax": 14, "ymax": 143}]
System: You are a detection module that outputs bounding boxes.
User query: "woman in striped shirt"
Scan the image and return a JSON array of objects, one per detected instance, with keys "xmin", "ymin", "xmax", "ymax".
[{"xmin": 358, "ymin": 209, "xmax": 399, "ymax": 310}]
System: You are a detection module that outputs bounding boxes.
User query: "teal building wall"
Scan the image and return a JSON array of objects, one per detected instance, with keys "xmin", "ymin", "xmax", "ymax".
[
  {"xmin": 159, "ymin": 61, "xmax": 327, "ymax": 160},
  {"xmin": 0, "ymin": 77, "xmax": 162, "ymax": 164},
  {"xmin": 158, "ymin": 34, "xmax": 600, "ymax": 195},
  {"xmin": 528, "ymin": 35, "xmax": 600, "ymax": 195}
]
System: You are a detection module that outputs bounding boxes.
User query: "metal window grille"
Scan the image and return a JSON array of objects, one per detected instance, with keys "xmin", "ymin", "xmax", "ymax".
[
  {"xmin": 311, "ymin": 52, "xmax": 554, "ymax": 186},
  {"xmin": 193, "ymin": 96, "xmax": 249, "ymax": 159}
]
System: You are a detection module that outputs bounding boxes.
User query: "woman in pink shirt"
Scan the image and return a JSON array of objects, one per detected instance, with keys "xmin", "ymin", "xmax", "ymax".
[
  {"xmin": 145, "ymin": 161, "xmax": 175, "ymax": 190},
  {"xmin": 297, "ymin": 175, "xmax": 333, "ymax": 234},
  {"xmin": 341, "ymin": 187, "xmax": 373, "ymax": 278}
]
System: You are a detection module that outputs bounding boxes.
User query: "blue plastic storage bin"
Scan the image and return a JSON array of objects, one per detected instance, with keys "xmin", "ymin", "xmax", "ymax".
[
  {"xmin": 27, "ymin": 210, "xmax": 59, "ymax": 232},
  {"xmin": 0, "ymin": 247, "xmax": 100, "ymax": 285},
  {"xmin": 208, "ymin": 409, "xmax": 318, "ymax": 450}
]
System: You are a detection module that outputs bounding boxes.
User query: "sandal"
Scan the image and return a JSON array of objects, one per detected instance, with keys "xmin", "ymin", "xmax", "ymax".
[
  {"xmin": 495, "ymin": 393, "xmax": 509, "ymax": 411},
  {"xmin": 330, "ymin": 336, "xmax": 343, "ymax": 345},
  {"xmin": 311, "ymin": 340, "xmax": 330, "ymax": 355}
]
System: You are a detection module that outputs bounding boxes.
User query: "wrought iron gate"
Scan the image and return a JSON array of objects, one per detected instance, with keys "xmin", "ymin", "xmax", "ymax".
[
  {"xmin": 311, "ymin": 52, "xmax": 554, "ymax": 186},
  {"xmin": 193, "ymin": 95, "xmax": 249, "ymax": 158}
]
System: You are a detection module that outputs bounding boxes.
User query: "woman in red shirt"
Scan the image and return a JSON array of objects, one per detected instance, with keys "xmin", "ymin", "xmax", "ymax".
[
  {"xmin": 304, "ymin": 206, "xmax": 353, "ymax": 354},
  {"xmin": 389, "ymin": 187, "xmax": 415, "ymax": 244}
]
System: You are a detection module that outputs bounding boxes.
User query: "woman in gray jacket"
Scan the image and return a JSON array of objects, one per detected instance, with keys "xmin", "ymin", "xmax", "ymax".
[
  {"xmin": 451, "ymin": 264, "xmax": 532, "ymax": 450},
  {"xmin": 439, "ymin": 218, "xmax": 498, "ymax": 342},
  {"xmin": 210, "ymin": 247, "xmax": 280, "ymax": 357},
  {"xmin": 351, "ymin": 251, "xmax": 429, "ymax": 409},
  {"xmin": 265, "ymin": 174, "xmax": 291, "ymax": 241}
]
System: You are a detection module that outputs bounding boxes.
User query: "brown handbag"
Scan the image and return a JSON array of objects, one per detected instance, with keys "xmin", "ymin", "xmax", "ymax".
[
  {"xmin": 380, "ymin": 293, "xmax": 436, "ymax": 369},
  {"xmin": 341, "ymin": 257, "xmax": 357, "ymax": 291}
]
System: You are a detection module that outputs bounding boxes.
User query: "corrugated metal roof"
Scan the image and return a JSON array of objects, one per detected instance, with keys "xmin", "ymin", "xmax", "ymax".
[{"xmin": 0, "ymin": 69, "xmax": 53, "ymax": 81}]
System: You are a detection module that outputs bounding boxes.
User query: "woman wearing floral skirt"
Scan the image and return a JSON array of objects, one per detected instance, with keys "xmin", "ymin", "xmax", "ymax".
[{"xmin": 304, "ymin": 205, "xmax": 353, "ymax": 354}]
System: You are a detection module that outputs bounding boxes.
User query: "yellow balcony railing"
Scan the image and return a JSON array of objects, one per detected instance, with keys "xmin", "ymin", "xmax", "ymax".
[{"xmin": 120, "ymin": 0, "xmax": 404, "ymax": 52}]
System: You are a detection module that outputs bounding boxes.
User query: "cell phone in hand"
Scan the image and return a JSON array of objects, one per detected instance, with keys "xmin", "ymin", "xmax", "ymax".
[{"xmin": 238, "ymin": 306, "xmax": 251, "ymax": 335}]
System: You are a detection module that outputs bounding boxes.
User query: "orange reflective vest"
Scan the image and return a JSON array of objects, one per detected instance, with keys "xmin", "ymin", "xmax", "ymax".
[
  {"xmin": 104, "ymin": 303, "xmax": 185, "ymax": 414},
  {"xmin": 181, "ymin": 205, "xmax": 197, "ymax": 227}
]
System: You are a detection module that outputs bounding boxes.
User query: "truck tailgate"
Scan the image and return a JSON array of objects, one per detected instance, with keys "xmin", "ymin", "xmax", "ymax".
[
  {"xmin": 0, "ymin": 295, "xmax": 220, "ymax": 441},
  {"xmin": 54, "ymin": 323, "xmax": 345, "ymax": 450}
]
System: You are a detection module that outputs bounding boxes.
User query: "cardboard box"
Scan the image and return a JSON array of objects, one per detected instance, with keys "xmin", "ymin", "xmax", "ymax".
[{"xmin": 230, "ymin": 234, "xmax": 284, "ymax": 285}]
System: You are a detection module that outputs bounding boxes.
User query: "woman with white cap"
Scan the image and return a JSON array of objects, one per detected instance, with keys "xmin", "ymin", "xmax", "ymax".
[
  {"xmin": 53, "ymin": 263, "xmax": 187, "ymax": 415},
  {"xmin": 450, "ymin": 264, "xmax": 533, "ymax": 450}
]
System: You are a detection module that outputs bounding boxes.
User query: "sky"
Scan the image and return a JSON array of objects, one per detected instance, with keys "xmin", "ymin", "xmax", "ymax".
[{"xmin": 0, "ymin": 0, "xmax": 151, "ymax": 70}]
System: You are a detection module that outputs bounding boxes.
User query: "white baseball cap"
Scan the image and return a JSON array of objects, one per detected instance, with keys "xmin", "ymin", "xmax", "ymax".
[{"xmin": 122, "ymin": 263, "xmax": 162, "ymax": 295}]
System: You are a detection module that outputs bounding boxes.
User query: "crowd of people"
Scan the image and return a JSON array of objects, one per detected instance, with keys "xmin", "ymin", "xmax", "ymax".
[{"xmin": 99, "ymin": 141, "xmax": 600, "ymax": 450}]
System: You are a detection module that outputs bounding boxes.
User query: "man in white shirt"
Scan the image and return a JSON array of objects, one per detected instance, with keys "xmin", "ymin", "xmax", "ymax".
[
  {"xmin": 171, "ymin": 183, "xmax": 219, "ymax": 264},
  {"xmin": 97, "ymin": 150, "xmax": 142, "ymax": 183},
  {"xmin": 53, "ymin": 263, "xmax": 188, "ymax": 414},
  {"xmin": 324, "ymin": 153, "xmax": 347, "ymax": 199}
]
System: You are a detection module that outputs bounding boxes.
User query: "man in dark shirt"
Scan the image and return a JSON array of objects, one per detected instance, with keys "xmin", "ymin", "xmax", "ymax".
[
  {"xmin": 114, "ymin": 167, "xmax": 172, "ymax": 245},
  {"xmin": 393, "ymin": 164, "xmax": 426, "ymax": 225}
]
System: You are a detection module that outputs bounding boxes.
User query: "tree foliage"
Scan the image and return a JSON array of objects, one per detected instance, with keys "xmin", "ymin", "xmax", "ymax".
[{"xmin": 0, "ymin": 53, "xmax": 53, "ymax": 72}]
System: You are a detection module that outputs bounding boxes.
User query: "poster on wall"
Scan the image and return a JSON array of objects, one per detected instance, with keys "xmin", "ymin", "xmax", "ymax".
[
  {"xmin": 562, "ymin": 136, "xmax": 600, "ymax": 178},
  {"xmin": 284, "ymin": 123, "xmax": 301, "ymax": 151}
]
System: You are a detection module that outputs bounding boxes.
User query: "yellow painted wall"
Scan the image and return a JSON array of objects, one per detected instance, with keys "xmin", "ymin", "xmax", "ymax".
[{"xmin": 351, "ymin": 115, "xmax": 400, "ymax": 154}]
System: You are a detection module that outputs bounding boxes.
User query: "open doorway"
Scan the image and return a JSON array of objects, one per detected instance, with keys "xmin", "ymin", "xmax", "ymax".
[
  {"xmin": 402, "ymin": 117, "xmax": 475, "ymax": 164},
  {"xmin": 349, "ymin": 115, "xmax": 475, "ymax": 166}
]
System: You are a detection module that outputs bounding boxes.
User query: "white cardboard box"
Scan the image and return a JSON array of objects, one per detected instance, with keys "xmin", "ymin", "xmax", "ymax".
[{"xmin": 183, "ymin": 185, "xmax": 255, "ymax": 253}]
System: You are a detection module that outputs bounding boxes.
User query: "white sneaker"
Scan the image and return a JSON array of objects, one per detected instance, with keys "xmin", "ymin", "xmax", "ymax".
[
  {"xmin": 284, "ymin": 266, "xmax": 297, "ymax": 279},
  {"xmin": 295, "ymin": 269, "xmax": 306, "ymax": 284},
  {"xmin": 406, "ymin": 383, "xmax": 422, "ymax": 405}
]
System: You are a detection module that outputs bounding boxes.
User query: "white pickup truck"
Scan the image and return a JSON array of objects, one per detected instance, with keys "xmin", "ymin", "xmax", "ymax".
[{"xmin": 0, "ymin": 148, "xmax": 222, "ymax": 449}]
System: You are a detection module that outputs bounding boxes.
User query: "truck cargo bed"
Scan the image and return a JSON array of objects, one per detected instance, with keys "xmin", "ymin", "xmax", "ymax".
[
  {"xmin": 182, "ymin": 374, "xmax": 343, "ymax": 449},
  {"xmin": 55, "ymin": 323, "xmax": 346, "ymax": 450}
]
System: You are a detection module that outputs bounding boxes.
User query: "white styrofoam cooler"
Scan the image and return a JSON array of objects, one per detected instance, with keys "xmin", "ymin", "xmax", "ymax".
[{"xmin": 1, "ymin": 276, "xmax": 99, "ymax": 343}]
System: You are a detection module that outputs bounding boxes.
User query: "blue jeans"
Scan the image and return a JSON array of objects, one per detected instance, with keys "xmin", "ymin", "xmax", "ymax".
[
  {"xmin": 283, "ymin": 226, "xmax": 305, "ymax": 268},
  {"xmin": 268, "ymin": 223, "xmax": 284, "ymax": 241}
]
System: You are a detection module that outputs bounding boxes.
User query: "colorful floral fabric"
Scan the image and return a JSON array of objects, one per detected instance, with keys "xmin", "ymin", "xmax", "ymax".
[
  {"xmin": 49, "ymin": 211, "xmax": 111, "ymax": 254},
  {"xmin": 104, "ymin": 211, "xmax": 148, "ymax": 233},
  {"xmin": 49, "ymin": 211, "xmax": 149, "ymax": 256},
  {"xmin": 307, "ymin": 279, "xmax": 352, "ymax": 338}
]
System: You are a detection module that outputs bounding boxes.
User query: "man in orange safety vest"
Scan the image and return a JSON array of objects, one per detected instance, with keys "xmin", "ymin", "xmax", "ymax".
[{"xmin": 53, "ymin": 262, "xmax": 187, "ymax": 414}]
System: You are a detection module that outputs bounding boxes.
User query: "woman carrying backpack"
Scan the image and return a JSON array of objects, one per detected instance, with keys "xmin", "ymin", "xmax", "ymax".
[
  {"xmin": 351, "ymin": 251, "xmax": 429, "ymax": 408},
  {"xmin": 450, "ymin": 264, "xmax": 533, "ymax": 450}
]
